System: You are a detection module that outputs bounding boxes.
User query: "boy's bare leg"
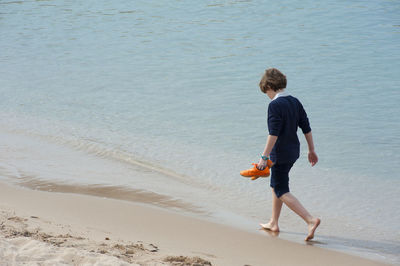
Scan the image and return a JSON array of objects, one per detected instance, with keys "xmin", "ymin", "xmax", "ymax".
[
  {"xmin": 260, "ymin": 188, "xmax": 282, "ymax": 232},
  {"xmin": 280, "ymin": 192, "xmax": 321, "ymax": 241}
]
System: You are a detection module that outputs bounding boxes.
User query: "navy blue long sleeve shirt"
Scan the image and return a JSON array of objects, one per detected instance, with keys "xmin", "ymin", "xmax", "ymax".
[{"xmin": 268, "ymin": 94, "xmax": 311, "ymax": 164}]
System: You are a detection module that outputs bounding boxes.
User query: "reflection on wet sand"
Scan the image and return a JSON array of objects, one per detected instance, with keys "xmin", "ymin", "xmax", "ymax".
[{"xmin": 12, "ymin": 175, "xmax": 209, "ymax": 216}]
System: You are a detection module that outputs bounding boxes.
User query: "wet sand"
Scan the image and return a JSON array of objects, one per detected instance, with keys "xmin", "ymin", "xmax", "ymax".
[{"xmin": 0, "ymin": 181, "xmax": 387, "ymax": 266}]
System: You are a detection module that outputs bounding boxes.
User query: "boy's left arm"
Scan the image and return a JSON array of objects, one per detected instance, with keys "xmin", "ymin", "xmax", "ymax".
[
  {"xmin": 304, "ymin": 131, "xmax": 318, "ymax": 166},
  {"xmin": 257, "ymin": 135, "xmax": 277, "ymax": 170}
]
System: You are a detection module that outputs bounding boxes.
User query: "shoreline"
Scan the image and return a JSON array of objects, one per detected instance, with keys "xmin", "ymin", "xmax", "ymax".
[
  {"xmin": 0, "ymin": 181, "xmax": 386, "ymax": 266},
  {"xmin": 1, "ymin": 118, "xmax": 399, "ymax": 265}
]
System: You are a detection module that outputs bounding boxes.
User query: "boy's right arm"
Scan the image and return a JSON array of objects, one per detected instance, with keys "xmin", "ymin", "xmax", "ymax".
[{"xmin": 305, "ymin": 131, "xmax": 318, "ymax": 166}]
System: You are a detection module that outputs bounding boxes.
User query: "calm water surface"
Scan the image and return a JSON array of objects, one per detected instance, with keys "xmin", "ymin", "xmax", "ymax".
[{"xmin": 1, "ymin": 0, "xmax": 399, "ymax": 263}]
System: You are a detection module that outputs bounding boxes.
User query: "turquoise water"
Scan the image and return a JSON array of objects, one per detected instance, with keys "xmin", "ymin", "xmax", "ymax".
[{"xmin": 1, "ymin": 0, "xmax": 400, "ymax": 263}]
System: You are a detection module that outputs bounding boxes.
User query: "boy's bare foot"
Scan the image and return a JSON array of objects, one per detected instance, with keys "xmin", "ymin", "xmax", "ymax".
[
  {"xmin": 260, "ymin": 221, "xmax": 279, "ymax": 232},
  {"xmin": 305, "ymin": 218, "xmax": 320, "ymax": 241}
]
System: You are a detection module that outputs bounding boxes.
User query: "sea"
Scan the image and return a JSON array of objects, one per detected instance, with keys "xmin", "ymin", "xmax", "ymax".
[{"xmin": 1, "ymin": 0, "xmax": 399, "ymax": 264}]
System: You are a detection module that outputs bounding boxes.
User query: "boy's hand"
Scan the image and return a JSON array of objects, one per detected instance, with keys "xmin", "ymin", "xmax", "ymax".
[
  {"xmin": 257, "ymin": 158, "xmax": 267, "ymax": 170},
  {"xmin": 308, "ymin": 150, "xmax": 318, "ymax": 166}
]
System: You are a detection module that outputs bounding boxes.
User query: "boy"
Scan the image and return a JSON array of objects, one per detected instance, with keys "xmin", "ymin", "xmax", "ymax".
[{"xmin": 256, "ymin": 68, "xmax": 320, "ymax": 241}]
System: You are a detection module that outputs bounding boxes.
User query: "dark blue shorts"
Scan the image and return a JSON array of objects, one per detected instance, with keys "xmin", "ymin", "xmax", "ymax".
[{"xmin": 270, "ymin": 162, "xmax": 294, "ymax": 198}]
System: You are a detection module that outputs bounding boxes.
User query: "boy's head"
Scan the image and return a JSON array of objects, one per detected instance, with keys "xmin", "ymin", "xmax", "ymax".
[{"xmin": 259, "ymin": 68, "xmax": 287, "ymax": 93}]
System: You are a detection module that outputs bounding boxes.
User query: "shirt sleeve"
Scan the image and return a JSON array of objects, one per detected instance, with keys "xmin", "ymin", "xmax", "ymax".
[
  {"xmin": 267, "ymin": 102, "xmax": 282, "ymax": 136},
  {"xmin": 298, "ymin": 102, "xmax": 312, "ymax": 134}
]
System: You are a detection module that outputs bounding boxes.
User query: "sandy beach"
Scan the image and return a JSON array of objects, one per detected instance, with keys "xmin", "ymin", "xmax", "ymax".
[
  {"xmin": 2, "ymin": 0, "xmax": 400, "ymax": 264},
  {"xmin": 0, "ymin": 181, "xmax": 386, "ymax": 266}
]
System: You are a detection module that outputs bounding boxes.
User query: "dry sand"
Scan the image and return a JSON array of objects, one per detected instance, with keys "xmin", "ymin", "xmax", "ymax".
[{"xmin": 0, "ymin": 181, "xmax": 386, "ymax": 266}]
